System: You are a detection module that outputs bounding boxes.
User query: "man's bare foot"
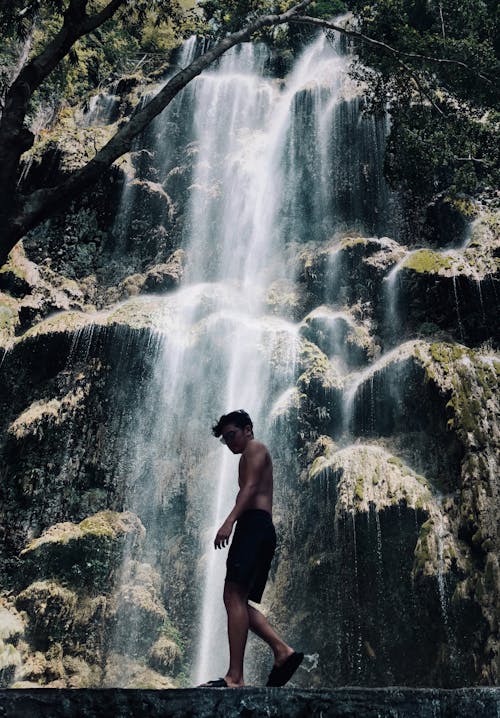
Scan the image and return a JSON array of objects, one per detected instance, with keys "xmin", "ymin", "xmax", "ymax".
[{"xmin": 224, "ymin": 674, "xmax": 245, "ymax": 687}]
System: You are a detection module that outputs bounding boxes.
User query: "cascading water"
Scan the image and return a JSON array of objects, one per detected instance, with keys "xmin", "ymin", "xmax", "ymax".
[
  {"xmin": 0, "ymin": 11, "xmax": 497, "ymax": 693},
  {"xmin": 108, "ymin": 29, "xmax": 401, "ymax": 685}
]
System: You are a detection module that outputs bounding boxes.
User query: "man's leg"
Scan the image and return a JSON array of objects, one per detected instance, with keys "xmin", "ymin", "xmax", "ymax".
[
  {"xmin": 248, "ymin": 604, "xmax": 295, "ymax": 668},
  {"xmin": 223, "ymin": 580, "xmax": 250, "ymax": 686}
]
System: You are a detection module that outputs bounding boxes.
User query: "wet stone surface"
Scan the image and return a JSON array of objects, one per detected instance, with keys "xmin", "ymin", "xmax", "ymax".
[{"xmin": 0, "ymin": 687, "xmax": 499, "ymax": 718}]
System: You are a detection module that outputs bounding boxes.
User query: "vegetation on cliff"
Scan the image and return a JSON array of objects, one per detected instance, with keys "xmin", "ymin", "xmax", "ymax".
[{"xmin": 1, "ymin": 0, "xmax": 498, "ymax": 265}]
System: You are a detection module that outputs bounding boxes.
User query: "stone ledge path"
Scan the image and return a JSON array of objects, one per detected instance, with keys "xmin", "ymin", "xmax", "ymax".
[{"xmin": 0, "ymin": 687, "xmax": 498, "ymax": 718}]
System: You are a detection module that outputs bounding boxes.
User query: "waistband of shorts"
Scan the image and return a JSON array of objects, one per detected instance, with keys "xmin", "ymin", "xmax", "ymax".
[{"xmin": 237, "ymin": 509, "xmax": 273, "ymax": 523}]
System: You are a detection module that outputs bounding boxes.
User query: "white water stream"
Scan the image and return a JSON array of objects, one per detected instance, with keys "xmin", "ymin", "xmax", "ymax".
[
  {"xmin": 184, "ymin": 34, "xmax": 354, "ymax": 684},
  {"xmin": 112, "ymin": 29, "xmax": 395, "ymax": 684}
]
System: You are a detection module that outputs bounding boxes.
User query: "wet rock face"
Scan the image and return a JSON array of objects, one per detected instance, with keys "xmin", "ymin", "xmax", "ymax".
[
  {"xmin": 0, "ymin": 322, "xmax": 193, "ymax": 687},
  {"xmin": 1, "ymin": 239, "xmax": 498, "ymax": 688},
  {"xmin": 275, "ymin": 445, "xmax": 488, "ymax": 687},
  {"xmin": 6, "ymin": 509, "xmax": 185, "ymax": 688},
  {"xmin": 0, "ymin": 38, "xmax": 499, "ymax": 693}
]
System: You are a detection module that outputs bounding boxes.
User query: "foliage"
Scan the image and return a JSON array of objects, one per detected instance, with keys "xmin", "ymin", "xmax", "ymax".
[
  {"xmin": 0, "ymin": 0, "xmax": 197, "ymax": 123},
  {"xmin": 1, "ymin": 0, "xmax": 498, "ymax": 263},
  {"xmin": 198, "ymin": 0, "xmax": 273, "ymax": 35},
  {"xmin": 346, "ymin": 0, "xmax": 500, "ymax": 203},
  {"xmin": 199, "ymin": 0, "xmax": 347, "ymax": 51}
]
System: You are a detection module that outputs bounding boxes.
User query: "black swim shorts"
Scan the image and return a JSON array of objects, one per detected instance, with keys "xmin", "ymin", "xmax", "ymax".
[{"xmin": 226, "ymin": 509, "xmax": 277, "ymax": 603}]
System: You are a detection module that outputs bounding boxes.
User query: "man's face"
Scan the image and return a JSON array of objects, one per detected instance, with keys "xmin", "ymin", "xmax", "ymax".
[{"xmin": 220, "ymin": 423, "xmax": 251, "ymax": 454}]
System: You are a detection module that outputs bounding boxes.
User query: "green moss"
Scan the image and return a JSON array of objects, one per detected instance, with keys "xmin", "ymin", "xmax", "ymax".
[
  {"xmin": 443, "ymin": 545, "xmax": 457, "ymax": 561},
  {"xmin": 79, "ymin": 512, "xmax": 119, "ymax": 538},
  {"xmin": 20, "ymin": 311, "xmax": 90, "ymax": 341},
  {"xmin": 0, "ymin": 258, "xmax": 27, "ymax": 282},
  {"xmin": 413, "ymin": 519, "xmax": 435, "ymax": 572},
  {"xmin": 341, "ymin": 237, "xmax": 367, "ymax": 248},
  {"xmin": 160, "ymin": 617, "xmax": 184, "ymax": 654},
  {"xmin": 387, "ymin": 457, "xmax": 403, "ymax": 468},
  {"xmin": 403, "ymin": 249, "xmax": 454, "ymax": 274},
  {"xmin": 448, "ymin": 196, "xmax": 477, "ymax": 218},
  {"xmin": 308, "ymin": 456, "xmax": 330, "ymax": 480},
  {"xmin": 471, "ymin": 528, "xmax": 484, "ymax": 547},
  {"xmin": 298, "ymin": 339, "xmax": 342, "ymax": 392},
  {"xmin": 21, "ymin": 512, "xmax": 144, "ymax": 593},
  {"xmin": 16, "ymin": 580, "xmax": 77, "ymax": 640},
  {"xmin": 420, "ymin": 519, "xmax": 433, "ymax": 537},
  {"xmin": 0, "ymin": 294, "xmax": 19, "ymax": 344},
  {"xmin": 414, "ymin": 542, "xmax": 431, "ymax": 571},
  {"xmin": 430, "ymin": 343, "xmax": 467, "ymax": 364}
]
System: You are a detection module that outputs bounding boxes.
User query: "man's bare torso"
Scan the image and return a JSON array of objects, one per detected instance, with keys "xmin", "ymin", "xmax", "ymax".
[{"xmin": 238, "ymin": 440, "xmax": 273, "ymax": 517}]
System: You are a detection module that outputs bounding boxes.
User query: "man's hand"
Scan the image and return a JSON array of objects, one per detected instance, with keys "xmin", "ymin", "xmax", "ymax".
[{"xmin": 214, "ymin": 519, "xmax": 234, "ymax": 549}]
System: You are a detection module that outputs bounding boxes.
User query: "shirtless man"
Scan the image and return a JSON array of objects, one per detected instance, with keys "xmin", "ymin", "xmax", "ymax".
[{"xmin": 201, "ymin": 409, "xmax": 303, "ymax": 688}]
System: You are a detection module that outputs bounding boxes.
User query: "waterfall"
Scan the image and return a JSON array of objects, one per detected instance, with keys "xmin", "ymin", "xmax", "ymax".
[{"xmin": 107, "ymin": 29, "xmax": 397, "ymax": 685}]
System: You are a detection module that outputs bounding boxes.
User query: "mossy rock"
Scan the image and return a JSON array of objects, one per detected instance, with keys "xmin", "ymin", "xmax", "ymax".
[
  {"xmin": 62, "ymin": 655, "xmax": 101, "ymax": 688},
  {"xmin": 106, "ymin": 560, "xmax": 174, "ymax": 658},
  {"xmin": 0, "ymin": 602, "xmax": 24, "ymax": 685},
  {"xmin": 103, "ymin": 653, "xmax": 176, "ymax": 688},
  {"xmin": 296, "ymin": 339, "xmax": 344, "ymax": 434},
  {"xmin": 143, "ymin": 250, "xmax": 185, "ymax": 292},
  {"xmin": 297, "ymin": 235, "xmax": 403, "ymax": 307},
  {"xmin": 0, "ymin": 640, "xmax": 23, "ymax": 686},
  {"xmin": 265, "ymin": 279, "xmax": 306, "ymax": 320},
  {"xmin": 20, "ymin": 511, "xmax": 145, "ymax": 593},
  {"xmin": 16, "ymin": 294, "xmax": 168, "ymax": 345},
  {"xmin": 0, "ymin": 244, "xmax": 38, "ymax": 298},
  {"xmin": 15, "ymin": 581, "xmax": 77, "ymax": 650},
  {"xmin": 26, "ymin": 109, "xmax": 120, "ymax": 176},
  {"xmin": 412, "ymin": 514, "xmax": 461, "ymax": 578},
  {"xmin": 309, "ymin": 444, "xmax": 434, "ymax": 517},
  {"xmin": 402, "ymin": 249, "xmax": 455, "ymax": 275},
  {"xmin": 389, "ymin": 238, "xmax": 499, "ymax": 344},
  {"xmin": 300, "ymin": 306, "xmax": 375, "ymax": 368},
  {"xmin": 297, "ymin": 339, "xmax": 343, "ymax": 393},
  {"xmin": 0, "ymin": 293, "xmax": 20, "ymax": 347},
  {"xmin": 148, "ymin": 635, "xmax": 182, "ymax": 672},
  {"xmin": 424, "ymin": 195, "xmax": 478, "ymax": 247},
  {"xmin": 8, "ymin": 386, "xmax": 89, "ymax": 440},
  {"xmin": 417, "ymin": 342, "xmax": 499, "ymax": 449}
]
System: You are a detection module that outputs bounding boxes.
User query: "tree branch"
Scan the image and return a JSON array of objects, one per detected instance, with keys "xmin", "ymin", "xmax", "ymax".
[
  {"xmin": 81, "ymin": 0, "xmax": 130, "ymax": 34},
  {"xmin": 404, "ymin": 128, "xmax": 490, "ymax": 167},
  {"xmin": 5, "ymin": 0, "xmax": 314, "ymax": 258},
  {"xmin": 395, "ymin": 56, "xmax": 447, "ymax": 117},
  {"xmin": 21, "ymin": 0, "xmax": 128, "ymax": 96},
  {"xmin": 289, "ymin": 15, "xmax": 495, "ymax": 86},
  {"xmin": 0, "ymin": 0, "xmax": 129, "ymax": 253}
]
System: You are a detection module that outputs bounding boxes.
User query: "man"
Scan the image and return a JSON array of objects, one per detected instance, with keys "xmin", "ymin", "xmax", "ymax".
[{"xmin": 201, "ymin": 409, "xmax": 303, "ymax": 688}]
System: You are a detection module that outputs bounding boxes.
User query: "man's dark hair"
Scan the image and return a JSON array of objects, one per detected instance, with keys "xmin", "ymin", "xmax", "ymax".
[{"xmin": 212, "ymin": 409, "xmax": 253, "ymax": 437}]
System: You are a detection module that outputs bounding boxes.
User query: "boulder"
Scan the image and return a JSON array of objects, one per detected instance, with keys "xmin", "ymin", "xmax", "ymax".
[{"xmin": 20, "ymin": 512, "xmax": 145, "ymax": 592}]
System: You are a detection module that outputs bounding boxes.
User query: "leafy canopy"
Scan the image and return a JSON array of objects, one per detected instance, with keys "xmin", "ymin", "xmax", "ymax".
[{"xmin": 347, "ymin": 0, "xmax": 499, "ymax": 200}]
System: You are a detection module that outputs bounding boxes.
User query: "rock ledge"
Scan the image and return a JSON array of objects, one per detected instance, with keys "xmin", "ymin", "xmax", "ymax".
[{"xmin": 0, "ymin": 687, "xmax": 498, "ymax": 718}]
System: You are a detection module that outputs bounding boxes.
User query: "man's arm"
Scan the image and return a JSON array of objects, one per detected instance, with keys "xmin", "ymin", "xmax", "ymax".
[{"xmin": 214, "ymin": 446, "xmax": 264, "ymax": 549}]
